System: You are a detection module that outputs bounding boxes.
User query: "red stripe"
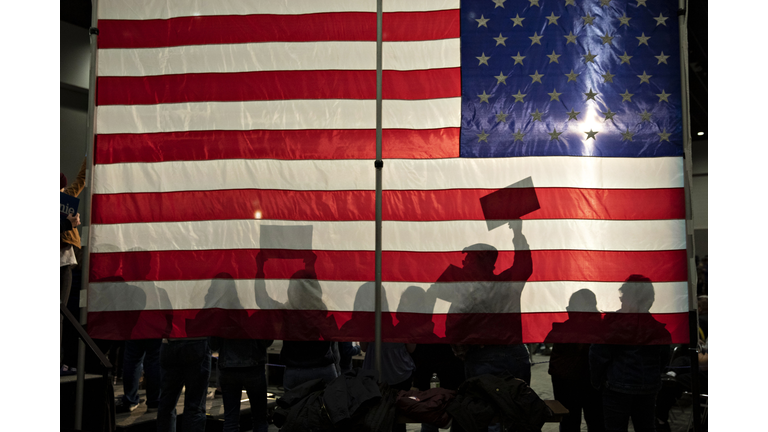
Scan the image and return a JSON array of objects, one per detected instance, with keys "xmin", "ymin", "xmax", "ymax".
[
  {"xmin": 97, "ymin": 10, "xmax": 458, "ymax": 49},
  {"xmin": 96, "ymin": 69, "xmax": 460, "ymax": 105},
  {"xmin": 89, "ymin": 249, "xmax": 687, "ymax": 283},
  {"xmin": 93, "ymin": 129, "xmax": 459, "ymax": 164},
  {"xmin": 87, "ymin": 309, "xmax": 689, "ymax": 344},
  {"xmin": 91, "ymin": 188, "xmax": 684, "ymax": 224}
]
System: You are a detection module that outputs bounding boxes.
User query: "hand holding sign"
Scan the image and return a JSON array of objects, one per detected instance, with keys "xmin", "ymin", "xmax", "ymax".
[
  {"xmin": 67, "ymin": 213, "xmax": 81, "ymax": 228},
  {"xmin": 479, "ymin": 177, "xmax": 540, "ymax": 231}
]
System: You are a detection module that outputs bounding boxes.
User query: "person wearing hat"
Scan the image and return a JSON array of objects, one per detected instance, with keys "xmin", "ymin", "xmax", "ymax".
[{"xmin": 61, "ymin": 158, "xmax": 86, "ymax": 367}]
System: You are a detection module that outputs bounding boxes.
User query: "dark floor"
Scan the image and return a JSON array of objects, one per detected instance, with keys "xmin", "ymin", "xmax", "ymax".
[{"xmin": 109, "ymin": 352, "xmax": 701, "ymax": 432}]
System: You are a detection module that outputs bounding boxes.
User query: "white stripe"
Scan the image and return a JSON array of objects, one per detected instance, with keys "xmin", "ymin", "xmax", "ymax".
[
  {"xmin": 97, "ymin": 40, "xmax": 459, "ymax": 77},
  {"xmin": 95, "ymin": 98, "xmax": 461, "ymax": 134},
  {"xmin": 383, "ymin": 40, "xmax": 460, "ymax": 71},
  {"xmin": 96, "ymin": 100, "xmax": 376, "ymax": 134},
  {"xmin": 92, "ymin": 157, "xmax": 683, "ymax": 194},
  {"xmin": 386, "ymin": 157, "xmax": 685, "ymax": 190},
  {"xmin": 98, "ymin": 42, "xmax": 375, "ymax": 77},
  {"xmin": 89, "ymin": 219, "xmax": 685, "ymax": 253},
  {"xmin": 99, "ymin": 0, "xmax": 459, "ymax": 20},
  {"xmin": 88, "ymin": 279, "xmax": 688, "ymax": 314}
]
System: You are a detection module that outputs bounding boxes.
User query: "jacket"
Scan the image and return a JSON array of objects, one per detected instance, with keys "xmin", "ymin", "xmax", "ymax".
[
  {"xmin": 61, "ymin": 159, "xmax": 86, "ymax": 249},
  {"xmin": 446, "ymin": 372, "xmax": 548, "ymax": 432},
  {"xmin": 589, "ymin": 342, "xmax": 670, "ymax": 395},
  {"xmin": 208, "ymin": 337, "xmax": 273, "ymax": 369},
  {"xmin": 396, "ymin": 388, "xmax": 456, "ymax": 428}
]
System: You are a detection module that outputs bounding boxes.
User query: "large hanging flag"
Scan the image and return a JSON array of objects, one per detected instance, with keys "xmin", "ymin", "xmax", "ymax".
[{"xmin": 88, "ymin": 0, "xmax": 688, "ymax": 344}]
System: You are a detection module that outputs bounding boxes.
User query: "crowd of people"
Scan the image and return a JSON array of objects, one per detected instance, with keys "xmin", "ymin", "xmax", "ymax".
[{"xmin": 61, "ymin": 164, "xmax": 709, "ymax": 432}]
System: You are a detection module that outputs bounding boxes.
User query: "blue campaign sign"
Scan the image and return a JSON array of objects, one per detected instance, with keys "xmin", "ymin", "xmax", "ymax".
[{"xmin": 61, "ymin": 192, "xmax": 80, "ymax": 219}]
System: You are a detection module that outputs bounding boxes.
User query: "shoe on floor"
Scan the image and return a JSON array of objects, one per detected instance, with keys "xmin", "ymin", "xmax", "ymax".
[{"xmin": 115, "ymin": 398, "xmax": 140, "ymax": 413}]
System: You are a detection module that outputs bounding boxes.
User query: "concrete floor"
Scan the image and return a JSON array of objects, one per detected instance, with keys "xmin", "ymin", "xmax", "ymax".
[{"xmin": 114, "ymin": 352, "xmax": 699, "ymax": 431}]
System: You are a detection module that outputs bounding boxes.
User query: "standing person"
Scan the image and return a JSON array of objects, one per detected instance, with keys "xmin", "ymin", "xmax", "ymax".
[
  {"xmin": 254, "ymin": 251, "xmax": 339, "ymax": 391},
  {"xmin": 115, "ymin": 339, "xmax": 163, "ymax": 413},
  {"xmin": 361, "ymin": 341, "xmax": 416, "ymax": 432},
  {"xmin": 156, "ymin": 338, "xmax": 212, "ymax": 432},
  {"xmin": 210, "ymin": 337, "xmax": 272, "ymax": 432},
  {"xmin": 544, "ymin": 289, "xmax": 604, "ymax": 432},
  {"xmin": 589, "ymin": 275, "xmax": 672, "ymax": 432},
  {"xmin": 60, "ymin": 159, "xmax": 86, "ymax": 365}
]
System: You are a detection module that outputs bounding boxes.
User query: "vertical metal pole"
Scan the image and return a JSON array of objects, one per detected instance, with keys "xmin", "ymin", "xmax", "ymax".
[
  {"xmin": 677, "ymin": 1, "xmax": 701, "ymax": 430},
  {"xmin": 75, "ymin": 0, "xmax": 100, "ymax": 429},
  {"xmin": 374, "ymin": 0, "xmax": 384, "ymax": 377}
]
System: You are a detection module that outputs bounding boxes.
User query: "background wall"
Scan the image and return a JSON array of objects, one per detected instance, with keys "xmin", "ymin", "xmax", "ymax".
[
  {"xmin": 60, "ymin": 20, "xmax": 91, "ymax": 243},
  {"xmin": 691, "ymin": 140, "xmax": 708, "ymax": 258}
]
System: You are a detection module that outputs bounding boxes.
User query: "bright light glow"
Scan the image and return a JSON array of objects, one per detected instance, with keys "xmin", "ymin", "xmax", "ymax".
[
  {"xmin": 576, "ymin": 105, "xmax": 603, "ymax": 145},
  {"xmin": 255, "ymin": 211, "xmax": 262, "ymax": 219},
  {"xmin": 697, "ymin": 132, "xmax": 704, "ymax": 136}
]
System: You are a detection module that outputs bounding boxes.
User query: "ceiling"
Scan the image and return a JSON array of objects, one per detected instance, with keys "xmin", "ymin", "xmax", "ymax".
[{"xmin": 61, "ymin": 0, "xmax": 707, "ymax": 140}]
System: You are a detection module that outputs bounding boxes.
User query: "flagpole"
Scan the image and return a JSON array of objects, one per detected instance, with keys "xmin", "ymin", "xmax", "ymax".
[
  {"xmin": 677, "ymin": 1, "xmax": 702, "ymax": 430},
  {"xmin": 373, "ymin": 0, "xmax": 384, "ymax": 377},
  {"xmin": 74, "ymin": 0, "xmax": 100, "ymax": 429}
]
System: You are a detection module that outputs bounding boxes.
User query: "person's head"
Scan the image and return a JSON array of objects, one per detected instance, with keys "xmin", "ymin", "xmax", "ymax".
[
  {"xmin": 287, "ymin": 269, "xmax": 325, "ymax": 310},
  {"xmin": 566, "ymin": 289, "xmax": 599, "ymax": 314},
  {"xmin": 618, "ymin": 274, "xmax": 655, "ymax": 313},
  {"xmin": 204, "ymin": 272, "xmax": 241, "ymax": 309},
  {"xmin": 461, "ymin": 243, "xmax": 498, "ymax": 274}
]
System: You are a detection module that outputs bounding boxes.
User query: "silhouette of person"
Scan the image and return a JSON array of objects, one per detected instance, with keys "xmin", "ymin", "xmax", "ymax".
[
  {"xmin": 338, "ymin": 281, "xmax": 395, "ymax": 341},
  {"xmin": 589, "ymin": 275, "xmax": 672, "ymax": 432},
  {"xmin": 254, "ymin": 250, "xmax": 338, "ymax": 391},
  {"xmin": 202, "ymin": 273, "xmax": 272, "ymax": 432},
  {"xmin": 94, "ymin": 246, "xmax": 169, "ymax": 414},
  {"xmin": 544, "ymin": 289, "xmax": 604, "ymax": 432},
  {"xmin": 428, "ymin": 219, "xmax": 533, "ymax": 385}
]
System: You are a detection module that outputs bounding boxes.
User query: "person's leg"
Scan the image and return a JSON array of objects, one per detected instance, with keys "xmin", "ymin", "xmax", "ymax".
[
  {"xmin": 628, "ymin": 393, "xmax": 657, "ymax": 432},
  {"xmin": 243, "ymin": 366, "xmax": 269, "ymax": 432},
  {"xmin": 582, "ymin": 381, "xmax": 605, "ymax": 432},
  {"xmin": 601, "ymin": 389, "xmax": 631, "ymax": 432},
  {"xmin": 142, "ymin": 339, "xmax": 163, "ymax": 409},
  {"xmin": 181, "ymin": 340, "xmax": 212, "ymax": 432},
  {"xmin": 551, "ymin": 376, "xmax": 583, "ymax": 432},
  {"xmin": 219, "ymin": 368, "xmax": 243, "ymax": 432},
  {"xmin": 60, "ymin": 265, "xmax": 73, "ymax": 361},
  {"xmin": 157, "ymin": 342, "xmax": 184, "ymax": 432},
  {"xmin": 121, "ymin": 340, "xmax": 145, "ymax": 406}
]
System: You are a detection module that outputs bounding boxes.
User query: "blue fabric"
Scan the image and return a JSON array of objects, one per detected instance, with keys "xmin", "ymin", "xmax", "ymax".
[
  {"xmin": 219, "ymin": 366, "xmax": 268, "ymax": 432},
  {"xmin": 282, "ymin": 364, "xmax": 338, "ymax": 393},
  {"xmin": 464, "ymin": 344, "xmax": 531, "ymax": 385},
  {"xmin": 157, "ymin": 340, "xmax": 212, "ymax": 432},
  {"xmin": 121, "ymin": 339, "xmax": 162, "ymax": 407},
  {"xmin": 601, "ymin": 389, "xmax": 656, "ymax": 432},
  {"xmin": 361, "ymin": 343, "xmax": 416, "ymax": 386},
  {"xmin": 589, "ymin": 343, "xmax": 669, "ymax": 395},
  {"xmin": 459, "ymin": 0, "xmax": 683, "ymax": 158}
]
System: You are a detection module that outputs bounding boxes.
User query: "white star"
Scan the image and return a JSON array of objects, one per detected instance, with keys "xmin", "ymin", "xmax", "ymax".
[
  {"xmin": 637, "ymin": 33, "xmax": 651, "ymax": 46},
  {"xmin": 477, "ymin": 90, "xmax": 492, "ymax": 103},
  {"xmin": 476, "ymin": 15, "xmax": 490, "ymax": 28},
  {"xmin": 637, "ymin": 71, "xmax": 652, "ymax": 84},
  {"xmin": 657, "ymin": 90, "xmax": 671, "ymax": 103},
  {"xmin": 529, "ymin": 70, "xmax": 544, "ymax": 84},
  {"xmin": 494, "ymin": 71, "xmax": 509, "ymax": 85},
  {"xmin": 477, "ymin": 130, "xmax": 490, "ymax": 142},
  {"xmin": 654, "ymin": 13, "xmax": 669, "ymax": 26},
  {"xmin": 548, "ymin": 88, "xmax": 562, "ymax": 101},
  {"xmin": 493, "ymin": 33, "xmax": 508, "ymax": 46},
  {"xmin": 658, "ymin": 129, "xmax": 671, "ymax": 142},
  {"xmin": 529, "ymin": 0, "xmax": 540, "ymax": 6},
  {"xmin": 637, "ymin": 0, "xmax": 648, "ymax": 6},
  {"xmin": 546, "ymin": 12, "xmax": 560, "ymax": 25},
  {"xmin": 476, "ymin": 52, "xmax": 490, "ymax": 66},
  {"xmin": 512, "ymin": 91, "xmax": 526, "ymax": 103},
  {"xmin": 547, "ymin": 50, "xmax": 561, "ymax": 63},
  {"xmin": 529, "ymin": 32, "xmax": 543, "ymax": 45},
  {"xmin": 512, "ymin": 52, "xmax": 526, "ymax": 65},
  {"xmin": 564, "ymin": 31, "xmax": 578, "ymax": 44},
  {"xmin": 655, "ymin": 52, "xmax": 670, "ymax": 64},
  {"xmin": 492, "ymin": 0, "xmax": 506, "ymax": 8},
  {"xmin": 511, "ymin": 14, "xmax": 525, "ymax": 27},
  {"xmin": 618, "ymin": 14, "xmax": 631, "ymax": 27}
]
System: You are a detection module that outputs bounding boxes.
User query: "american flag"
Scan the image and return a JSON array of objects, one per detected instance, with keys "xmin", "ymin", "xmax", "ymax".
[{"xmin": 88, "ymin": 0, "xmax": 688, "ymax": 344}]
